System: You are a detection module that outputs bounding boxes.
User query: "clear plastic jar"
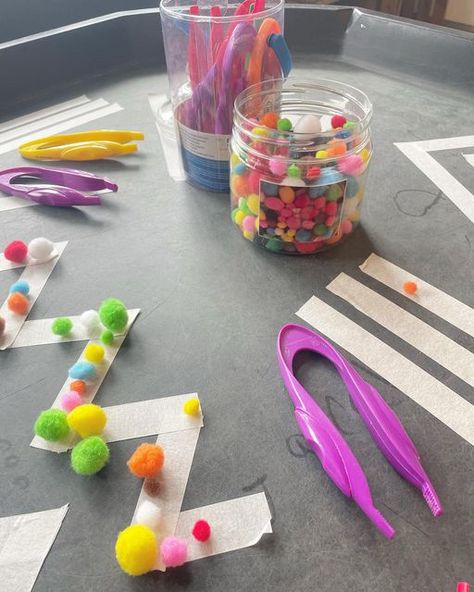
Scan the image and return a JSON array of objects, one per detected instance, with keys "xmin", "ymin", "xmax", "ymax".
[
  {"xmin": 160, "ymin": 0, "xmax": 288, "ymax": 192},
  {"xmin": 230, "ymin": 79, "xmax": 373, "ymax": 254}
]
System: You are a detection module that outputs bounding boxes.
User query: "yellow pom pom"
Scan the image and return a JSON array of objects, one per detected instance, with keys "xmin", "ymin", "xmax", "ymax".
[
  {"xmin": 243, "ymin": 230, "xmax": 254, "ymax": 241},
  {"xmin": 360, "ymin": 148, "xmax": 370, "ymax": 162},
  {"xmin": 183, "ymin": 398, "xmax": 200, "ymax": 416},
  {"xmin": 84, "ymin": 343, "xmax": 105, "ymax": 364},
  {"xmin": 67, "ymin": 404, "xmax": 107, "ymax": 438},
  {"xmin": 247, "ymin": 193, "xmax": 260, "ymax": 215},
  {"xmin": 315, "ymin": 150, "xmax": 328, "ymax": 159},
  {"xmin": 230, "ymin": 152, "xmax": 241, "ymax": 166},
  {"xmin": 234, "ymin": 210, "xmax": 245, "ymax": 225},
  {"xmin": 251, "ymin": 126, "xmax": 269, "ymax": 137},
  {"xmin": 115, "ymin": 525, "xmax": 157, "ymax": 576}
]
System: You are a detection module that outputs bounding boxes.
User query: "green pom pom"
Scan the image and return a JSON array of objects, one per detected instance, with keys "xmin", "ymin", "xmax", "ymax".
[
  {"xmin": 287, "ymin": 164, "xmax": 301, "ymax": 178},
  {"xmin": 34, "ymin": 409, "xmax": 69, "ymax": 441},
  {"xmin": 71, "ymin": 436, "xmax": 110, "ymax": 475},
  {"xmin": 277, "ymin": 118, "xmax": 292, "ymax": 132},
  {"xmin": 51, "ymin": 317, "xmax": 73, "ymax": 336},
  {"xmin": 99, "ymin": 298, "xmax": 128, "ymax": 333},
  {"xmin": 100, "ymin": 329, "xmax": 114, "ymax": 345}
]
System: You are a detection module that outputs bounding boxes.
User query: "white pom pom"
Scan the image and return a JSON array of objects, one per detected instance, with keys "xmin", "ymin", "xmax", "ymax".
[
  {"xmin": 28, "ymin": 237, "xmax": 54, "ymax": 261},
  {"xmin": 293, "ymin": 114, "xmax": 322, "ymax": 141},
  {"xmin": 135, "ymin": 500, "xmax": 161, "ymax": 530},
  {"xmin": 281, "ymin": 176, "xmax": 306, "ymax": 187},
  {"xmin": 80, "ymin": 310, "xmax": 100, "ymax": 335}
]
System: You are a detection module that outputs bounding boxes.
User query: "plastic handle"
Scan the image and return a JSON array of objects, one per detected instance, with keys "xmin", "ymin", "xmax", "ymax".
[{"xmin": 267, "ymin": 33, "xmax": 292, "ymax": 77}]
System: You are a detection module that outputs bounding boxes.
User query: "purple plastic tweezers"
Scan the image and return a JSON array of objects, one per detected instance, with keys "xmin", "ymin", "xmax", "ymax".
[
  {"xmin": 277, "ymin": 323, "xmax": 442, "ymax": 538},
  {"xmin": 0, "ymin": 166, "xmax": 118, "ymax": 206}
]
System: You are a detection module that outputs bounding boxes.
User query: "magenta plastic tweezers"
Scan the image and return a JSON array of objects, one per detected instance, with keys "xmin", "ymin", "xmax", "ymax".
[{"xmin": 277, "ymin": 323, "xmax": 442, "ymax": 538}]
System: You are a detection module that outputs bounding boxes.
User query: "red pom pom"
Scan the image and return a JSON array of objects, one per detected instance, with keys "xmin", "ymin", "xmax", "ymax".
[
  {"xmin": 192, "ymin": 519, "xmax": 211, "ymax": 542},
  {"xmin": 4, "ymin": 240, "xmax": 28, "ymax": 263},
  {"xmin": 331, "ymin": 115, "xmax": 347, "ymax": 129}
]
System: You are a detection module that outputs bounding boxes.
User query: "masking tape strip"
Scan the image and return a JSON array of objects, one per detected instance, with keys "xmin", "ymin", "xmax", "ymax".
[
  {"xmin": 463, "ymin": 153, "xmax": 474, "ymax": 167},
  {"xmin": 131, "ymin": 427, "xmax": 202, "ymax": 571},
  {"xmin": 395, "ymin": 138, "xmax": 474, "ymax": 225},
  {"xmin": 328, "ymin": 273, "xmax": 474, "ymax": 389},
  {"xmin": 11, "ymin": 309, "xmax": 136, "ymax": 348},
  {"xmin": 0, "ymin": 247, "xmax": 60, "ymax": 271},
  {"xmin": 0, "ymin": 197, "xmax": 37, "ymax": 212},
  {"xmin": 30, "ymin": 308, "xmax": 140, "ymax": 451},
  {"xmin": 0, "ymin": 242, "xmax": 68, "ymax": 350},
  {"xmin": 296, "ymin": 296, "xmax": 474, "ymax": 445},
  {"xmin": 0, "ymin": 504, "xmax": 69, "ymax": 592},
  {"xmin": 175, "ymin": 493, "xmax": 272, "ymax": 564},
  {"xmin": 34, "ymin": 392, "xmax": 201, "ymax": 453},
  {"xmin": 0, "ymin": 96, "xmax": 90, "ymax": 133},
  {"xmin": 0, "ymin": 99, "xmax": 110, "ymax": 145},
  {"xmin": 360, "ymin": 253, "xmax": 474, "ymax": 338},
  {"xmin": 0, "ymin": 103, "xmax": 123, "ymax": 156}
]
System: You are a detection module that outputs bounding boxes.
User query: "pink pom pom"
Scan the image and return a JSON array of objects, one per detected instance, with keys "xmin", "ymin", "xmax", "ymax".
[
  {"xmin": 160, "ymin": 536, "xmax": 188, "ymax": 567},
  {"xmin": 61, "ymin": 390, "xmax": 83, "ymax": 412},
  {"xmin": 242, "ymin": 215, "xmax": 256, "ymax": 232},
  {"xmin": 337, "ymin": 154, "xmax": 364, "ymax": 176},
  {"xmin": 341, "ymin": 219, "xmax": 353, "ymax": 234},
  {"xmin": 269, "ymin": 157, "xmax": 287, "ymax": 177},
  {"xmin": 247, "ymin": 170, "xmax": 261, "ymax": 194}
]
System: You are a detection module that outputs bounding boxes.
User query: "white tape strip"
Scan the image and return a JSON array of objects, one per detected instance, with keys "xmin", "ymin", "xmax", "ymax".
[
  {"xmin": 0, "ymin": 504, "xmax": 69, "ymax": 592},
  {"xmin": 360, "ymin": 253, "xmax": 474, "ymax": 338},
  {"xmin": 0, "ymin": 247, "xmax": 59, "ymax": 271},
  {"xmin": 0, "ymin": 96, "xmax": 90, "ymax": 133},
  {"xmin": 0, "ymin": 242, "xmax": 68, "ymax": 350},
  {"xmin": 395, "ymin": 138, "xmax": 474, "ymax": 225},
  {"xmin": 131, "ymin": 428, "xmax": 202, "ymax": 571},
  {"xmin": 0, "ymin": 103, "xmax": 123, "ymax": 156},
  {"xmin": 34, "ymin": 392, "xmax": 201, "ymax": 453},
  {"xmin": 11, "ymin": 309, "xmax": 135, "ymax": 348},
  {"xmin": 409, "ymin": 136, "xmax": 474, "ymax": 152},
  {"xmin": 463, "ymin": 153, "xmax": 474, "ymax": 167},
  {"xmin": 296, "ymin": 297, "xmax": 474, "ymax": 445},
  {"xmin": 175, "ymin": 493, "xmax": 272, "ymax": 563},
  {"xmin": 328, "ymin": 273, "xmax": 474, "ymax": 388},
  {"xmin": 30, "ymin": 308, "xmax": 140, "ymax": 451},
  {"xmin": 0, "ymin": 197, "xmax": 37, "ymax": 212},
  {"xmin": 0, "ymin": 99, "xmax": 110, "ymax": 145}
]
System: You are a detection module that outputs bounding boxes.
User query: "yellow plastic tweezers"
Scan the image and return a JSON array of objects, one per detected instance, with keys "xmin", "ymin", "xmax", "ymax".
[{"xmin": 19, "ymin": 130, "xmax": 144, "ymax": 161}]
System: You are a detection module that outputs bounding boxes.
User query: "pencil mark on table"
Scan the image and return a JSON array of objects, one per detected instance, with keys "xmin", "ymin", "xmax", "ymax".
[
  {"xmin": 242, "ymin": 474, "xmax": 276, "ymax": 523},
  {"xmin": 393, "ymin": 189, "xmax": 443, "ymax": 217}
]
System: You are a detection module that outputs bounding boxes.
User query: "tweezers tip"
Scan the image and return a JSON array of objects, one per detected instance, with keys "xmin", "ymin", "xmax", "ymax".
[{"xmin": 422, "ymin": 483, "xmax": 443, "ymax": 517}]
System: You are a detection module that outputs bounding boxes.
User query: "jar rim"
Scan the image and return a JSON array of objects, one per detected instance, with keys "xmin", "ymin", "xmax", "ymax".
[{"xmin": 160, "ymin": 0, "xmax": 284, "ymax": 23}]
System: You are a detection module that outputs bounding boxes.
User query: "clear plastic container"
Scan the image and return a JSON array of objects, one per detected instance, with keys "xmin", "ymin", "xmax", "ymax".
[
  {"xmin": 230, "ymin": 79, "xmax": 373, "ymax": 254},
  {"xmin": 160, "ymin": 0, "xmax": 288, "ymax": 192}
]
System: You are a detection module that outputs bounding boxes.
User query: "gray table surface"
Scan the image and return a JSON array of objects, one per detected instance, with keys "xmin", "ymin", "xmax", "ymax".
[{"xmin": 0, "ymin": 53, "xmax": 473, "ymax": 592}]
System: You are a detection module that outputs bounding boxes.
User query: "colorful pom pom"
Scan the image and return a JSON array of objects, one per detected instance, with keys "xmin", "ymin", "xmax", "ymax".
[
  {"xmin": 160, "ymin": 536, "xmax": 188, "ymax": 567},
  {"xmin": 403, "ymin": 281, "xmax": 418, "ymax": 295},
  {"xmin": 100, "ymin": 329, "xmax": 114, "ymax": 345},
  {"xmin": 28, "ymin": 237, "xmax": 54, "ymax": 261},
  {"xmin": 61, "ymin": 390, "xmax": 83, "ymax": 412},
  {"xmin": 127, "ymin": 443, "xmax": 165, "ymax": 479},
  {"xmin": 69, "ymin": 379, "xmax": 86, "ymax": 395},
  {"xmin": 51, "ymin": 317, "xmax": 73, "ymax": 336},
  {"xmin": 9, "ymin": 280, "xmax": 29, "ymax": 295},
  {"xmin": 7, "ymin": 292, "xmax": 29, "ymax": 315},
  {"xmin": 331, "ymin": 114, "xmax": 347, "ymax": 129},
  {"xmin": 260, "ymin": 112, "xmax": 279, "ymax": 129},
  {"xmin": 99, "ymin": 298, "xmax": 128, "ymax": 333},
  {"xmin": 71, "ymin": 436, "xmax": 109, "ymax": 475},
  {"xmin": 135, "ymin": 500, "xmax": 162, "ymax": 530},
  {"xmin": 192, "ymin": 519, "xmax": 211, "ymax": 542},
  {"xmin": 80, "ymin": 310, "xmax": 100, "ymax": 334},
  {"xmin": 277, "ymin": 118, "xmax": 292, "ymax": 132},
  {"xmin": 84, "ymin": 343, "xmax": 105, "ymax": 364},
  {"xmin": 0, "ymin": 316, "xmax": 5, "ymax": 337},
  {"xmin": 67, "ymin": 403, "xmax": 107, "ymax": 438},
  {"xmin": 34, "ymin": 409, "xmax": 69, "ymax": 441},
  {"xmin": 115, "ymin": 525, "xmax": 157, "ymax": 576},
  {"xmin": 183, "ymin": 398, "xmax": 200, "ymax": 416},
  {"xmin": 4, "ymin": 240, "xmax": 28, "ymax": 263},
  {"xmin": 68, "ymin": 361, "xmax": 96, "ymax": 380}
]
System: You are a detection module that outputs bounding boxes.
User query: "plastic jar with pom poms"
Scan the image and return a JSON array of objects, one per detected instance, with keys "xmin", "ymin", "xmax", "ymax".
[{"xmin": 230, "ymin": 79, "xmax": 373, "ymax": 254}]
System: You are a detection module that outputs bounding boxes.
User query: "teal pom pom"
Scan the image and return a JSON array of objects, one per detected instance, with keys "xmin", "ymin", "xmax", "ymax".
[
  {"xmin": 100, "ymin": 329, "xmax": 114, "ymax": 345},
  {"xmin": 99, "ymin": 298, "xmax": 128, "ymax": 333},
  {"xmin": 34, "ymin": 409, "xmax": 70, "ymax": 441},
  {"xmin": 52, "ymin": 317, "xmax": 73, "ymax": 336},
  {"xmin": 71, "ymin": 436, "xmax": 110, "ymax": 475}
]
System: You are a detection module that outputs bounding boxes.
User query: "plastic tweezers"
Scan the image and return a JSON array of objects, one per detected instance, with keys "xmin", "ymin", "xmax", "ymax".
[{"xmin": 277, "ymin": 323, "xmax": 442, "ymax": 538}]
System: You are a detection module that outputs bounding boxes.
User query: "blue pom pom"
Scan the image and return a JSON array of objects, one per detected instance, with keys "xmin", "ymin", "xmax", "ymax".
[
  {"xmin": 9, "ymin": 280, "xmax": 30, "ymax": 295},
  {"xmin": 234, "ymin": 163, "xmax": 247, "ymax": 175},
  {"xmin": 261, "ymin": 181, "xmax": 279, "ymax": 196},
  {"xmin": 319, "ymin": 168, "xmax": 344, "ymax": 184},
  {"xmin": 309, "ymin": 185, "xmax": 327, "ymax": 198},
  {"xmin": 335, "ymin": 130, "xmax": 352, "ymax": 139},
  {"xmin": 69, "ymin": 361, "xmax": 96, "ymax": 380},
  {"xmin": 346, "ymin": 177, "xmax": 359, "ymax": 198}
]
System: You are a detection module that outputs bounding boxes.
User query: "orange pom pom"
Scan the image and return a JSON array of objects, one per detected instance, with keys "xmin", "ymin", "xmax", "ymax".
[
  {"xmin": 403, "ymin": 281, "xmax": 417, "ymax": 295},
  {"xmin": 7, "ymin": 292, "xmax": 29, "ymax": 315},
  {"xmin": 327, "ymin": 141, "xmax": 347, "ymax": 157},
  {"xmin": 231, "ymin": 175, "xmax": 248, "ymax": 198},
  {"xmin": 70, "ymin": 380, "xmax": 86, "ymax": 395},
  {"xmin": 260, "ymin": 112, "xmax": 279, "ymax": 129},
  {"xmin": 127, "ymin": 443, "xmax": 165, "ymax": 479}
]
